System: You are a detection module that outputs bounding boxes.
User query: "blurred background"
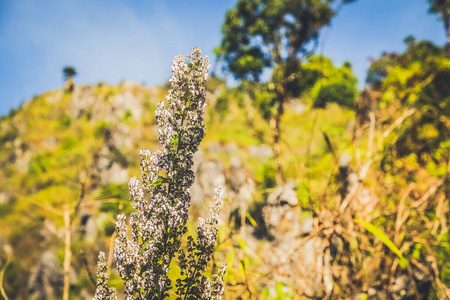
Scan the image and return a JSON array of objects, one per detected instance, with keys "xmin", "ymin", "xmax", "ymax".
[{"xmin": 0, "ymin": 0, "xmax": 449, "ymax": 299}]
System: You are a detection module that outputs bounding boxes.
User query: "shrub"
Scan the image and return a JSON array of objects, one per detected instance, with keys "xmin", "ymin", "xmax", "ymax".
[{"xmin": 314, "ymin": 82, "xmax": 357, "ymax": 109}]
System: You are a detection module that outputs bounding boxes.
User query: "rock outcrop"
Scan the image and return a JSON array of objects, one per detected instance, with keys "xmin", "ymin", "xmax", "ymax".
[
  {"xmin": 260, "ymin": 181, "xmax": 333, "ymax": 298},
  {"xmin": 28, "ymin": 250, "xmax": 64, "ymax": 300}
]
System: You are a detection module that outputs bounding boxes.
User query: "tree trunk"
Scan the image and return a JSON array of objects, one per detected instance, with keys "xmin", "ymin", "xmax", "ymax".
[
  {"xmin": 271, "ymin": 90, "xmax": 285, "ymax": 186},
  {"xmin": 445, "ymin": 17, "xmax": 450, "ymax": 45}
]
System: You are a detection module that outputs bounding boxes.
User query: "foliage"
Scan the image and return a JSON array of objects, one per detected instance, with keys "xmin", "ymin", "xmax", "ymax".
[
  {"xmin": 216, "ymin": 0, "xmax": 355, "ymax": 184},
  {"xmin": 368, "ymin": 40, "xmax": 450, "ymax": 166},
  {"xmin": 0, "ymin": 77, "xmax": 160, "ymax": 299},
  {"xmin": 216, "ymin": 0, "xmax": 342, "ymax": 82},
  {"xmin": 1, "ymin": 4, "xmax": 450, "ymax": 298},
  {"xmin": 329, "ymin": 39, "xmax": 450, "ymax": 298},
  {"xmin": 427, "ymin": 0, "xmax": 450, "ymax": 43},
  {"xmin": 98, "ymin": 183, "xmax": 129, "ymax": 213},
  {"xmin": 63, "ymin": 66, "xmax": 77, "ymax": 80},
  {"xmin": 355, "ymin": 218, "xmax": 408, "ymax": 267},
  {"xmin": 304, "ymin": 55, "xmax": 358, "ymax": 108}
]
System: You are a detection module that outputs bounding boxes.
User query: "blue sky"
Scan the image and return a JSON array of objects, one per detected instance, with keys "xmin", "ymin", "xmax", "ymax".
[{"xmin": 0, "ymin": 0, "xmax": 446, "ymax": 116}]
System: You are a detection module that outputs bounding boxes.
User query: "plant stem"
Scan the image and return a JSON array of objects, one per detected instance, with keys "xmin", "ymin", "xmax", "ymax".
[
  {"xmin": 157, "ymin": 85, "xmax": 190, "ymax": 300},
  {"xmin": 63, "ymin": 204, "xmax": 72, "ymax": 300},
  {"xmin": 183, "ymin": 256, "xmax": 201, "ymax": 300},
  {"xmin": 0, "ymin": 256, "xmax": 11, "ymax": 300}
]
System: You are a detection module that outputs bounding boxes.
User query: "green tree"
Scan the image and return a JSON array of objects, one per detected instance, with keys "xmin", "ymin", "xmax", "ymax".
[
  {"xmin": 368, "ymin": 40, "xmax": 450, "ymax": 166},
  {"xmin": 62, "ymin": 66, "xmax": 77, "ymax": 81},
  {"xmin": 216, "ymin": 0, "xmax": 355, "ymax": 185},
  {"xmin": 428, "ymin": 0, "xmax": 450, "ymax": 44},
  {"xmin": 62, "ymin": 66, "xmax": 77, "ymax": 92},
  {"xmin": 304, "ymin": 55, "xmax": 358, "ymax": 109}
]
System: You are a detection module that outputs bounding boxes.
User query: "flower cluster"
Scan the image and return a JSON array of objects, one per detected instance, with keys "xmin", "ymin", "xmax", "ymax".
[
  {"xmin": 94, "ymin": 48, "xmax": 225, "ymax": 299},
  {"xmin": 93, "ymin": 252, "xmax": 116, "ymax": 300},
  {"xmin": 176, "ymin": 188, "xmax": 226, "ymax": 299}
]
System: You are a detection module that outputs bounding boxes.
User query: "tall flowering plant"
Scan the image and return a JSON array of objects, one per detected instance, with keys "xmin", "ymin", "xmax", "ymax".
[{"xmin": 94, "ymin": 48, "xmax": 225, "ymax": 300}]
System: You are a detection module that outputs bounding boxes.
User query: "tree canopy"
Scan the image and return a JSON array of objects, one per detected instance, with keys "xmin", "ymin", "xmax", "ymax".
[
  {"xmin": 216, "ymin": 0, "xmax": 355, "ymax": 86},
  {"xmin": 63, "ymin": 66, "xmax": 77, "ymax": 81},
  {"xmin": 304, "ymin": 55, "xmax": 358, "ymax": 108},
  {"xmin": 428, "ymin": 0, "xmax": 450, "ymax": 44},
  {"xmin": 216, "ymin": 0, "xmax": 355, "ymax": 184},
  {"xmin": 368, "ymin": 40, "xmax": 450, "ymax": 166}
]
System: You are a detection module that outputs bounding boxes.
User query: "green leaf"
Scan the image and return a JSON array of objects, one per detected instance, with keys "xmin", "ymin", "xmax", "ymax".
[
  {"xmin": 171, "ymin": 134, "xmax": 179, "ymax": 145},
  {"xmin": 275, "ymin": 281, "xmax": 285, "ymax": 299},
  {"xmin": 140, "ymin": 238, "xmax": 151, "ymax": 254},
  {"xmin": 149, "ymin": 177, "xmax": 170, "ymax": 186},
  {"xmin": 246, "ymin": 212, "xmax": 258, "ymax": 228},
  {"xmin": 237, "ymin": 237, "xmax": 249, "ymax": 255},
  {"xmin": 355, "ymin": 218, "xmax": 409, "ymax": 267}
]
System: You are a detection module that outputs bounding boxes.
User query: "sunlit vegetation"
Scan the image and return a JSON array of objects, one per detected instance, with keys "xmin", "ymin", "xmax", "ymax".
[{"xmin": 0, "ymin": 0, "xmax": 449, "ymax": 299}]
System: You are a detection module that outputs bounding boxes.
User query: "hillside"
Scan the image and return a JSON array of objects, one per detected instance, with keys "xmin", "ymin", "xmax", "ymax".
[
  {"xmin": 0, "ymin": 78, "xmax": 356, "ymax": 298},
  {"xmin": 0, "ymin": 70, "xmax": 448, "ymax": 299}
]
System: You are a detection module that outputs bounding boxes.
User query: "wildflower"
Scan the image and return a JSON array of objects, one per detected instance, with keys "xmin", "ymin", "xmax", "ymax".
[
  {"xmin": 93, "ymin": 252, "xmax": 116, "ymax": 300},
  {"xmin": 94, "ymin": 48, "xmax": 225, "ymax": 300}
]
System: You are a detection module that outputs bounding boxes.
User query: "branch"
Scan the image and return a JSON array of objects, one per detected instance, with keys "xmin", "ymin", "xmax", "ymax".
[
  {"xmin": 0, "ymin": 246, "xmax": 12, "ymax": 300},
  {"xmin": 383, "ymin": 108, "xmax": 416, "ymax": 138},
  {"xmin": 63, "ymin": 204, "xmax": 72, "ymax": 300},
  {"xmin": 71, "ymin": 169, "xmax": 91, "ymax": 224}
]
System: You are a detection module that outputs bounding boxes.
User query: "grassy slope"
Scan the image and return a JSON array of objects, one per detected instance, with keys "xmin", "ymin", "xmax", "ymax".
[{"xmin": 0, "ymin": 81, "xmax": 356, "ymax": 298}]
